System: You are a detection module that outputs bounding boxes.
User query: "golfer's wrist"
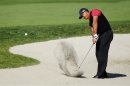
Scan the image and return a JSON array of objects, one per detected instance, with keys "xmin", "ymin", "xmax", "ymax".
[
  {"xmin": 93, "ymin": 34, "xmax": 98, "ymax": 37},
  {"xmin": 93, "ymin": 34, "xmax": 98, "ymax": 38},
  {"xmin": 92, "ymin": 34, "xmax": 99, "ymax": 42}
]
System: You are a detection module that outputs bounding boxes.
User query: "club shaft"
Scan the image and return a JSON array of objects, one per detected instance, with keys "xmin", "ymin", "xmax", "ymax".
[{"xmin": 78, "ymin": 44, "xmax": 94, "ymax": 69}]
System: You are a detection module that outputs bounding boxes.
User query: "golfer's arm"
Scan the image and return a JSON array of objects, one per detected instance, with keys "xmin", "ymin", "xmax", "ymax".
[
  {"xmin": 92, "ymin": 16, "xmax": 98, "ymax": 35},
  {"xmin": 90, "ymin": 26, "xmax": 94, "ymax": 36}
]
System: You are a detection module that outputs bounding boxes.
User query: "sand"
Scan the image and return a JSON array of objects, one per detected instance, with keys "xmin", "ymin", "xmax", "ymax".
[
  {"xmin": 0, "ymin": 34, "xmax": 130, "ymax": 86},
  {"xmin": 54, "ymin": 41, "xmax": 83, "ymax": 77}
]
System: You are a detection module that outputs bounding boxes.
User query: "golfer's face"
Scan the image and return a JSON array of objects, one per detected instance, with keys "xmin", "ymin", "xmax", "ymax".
[{"xmin": 82, "ymin": 12, "xmax": 89, "ymax": 20}]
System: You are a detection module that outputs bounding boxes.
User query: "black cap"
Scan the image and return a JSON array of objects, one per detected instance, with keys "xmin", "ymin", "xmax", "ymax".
[{"xmin": 79, "ymin": 8, "xmax": 89, "ymax": 19}]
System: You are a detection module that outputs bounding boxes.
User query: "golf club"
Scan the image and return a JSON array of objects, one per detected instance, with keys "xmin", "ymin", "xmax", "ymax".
[{"xmin": 78, "ymin": 44, "xmax": 94, "ymax": 70}]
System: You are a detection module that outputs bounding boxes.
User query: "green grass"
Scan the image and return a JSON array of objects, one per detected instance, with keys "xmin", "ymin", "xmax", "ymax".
[
  {"xmin": 0, "ymin": 23, "xmax": 89, "ymax": 68},
  {"xmin": 0, "ymin": 21, "xmax": 130, "ymax": 68},
  {"xmin": 0, "ymin": 1, "xmax": 130, "ymax": 27},
  {"xmin": 0, "ymin": 0, "xmax": 128, "ymax": 5},
  {"xmin": 0, "ymin": 0, "xmax": 130, "ymax": 69}
]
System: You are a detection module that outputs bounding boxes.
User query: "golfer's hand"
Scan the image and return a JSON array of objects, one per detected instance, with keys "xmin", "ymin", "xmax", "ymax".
[
  {"xmin": 92, "ymin": 38, "xmax": 96, "ymax": 44},
  {"xmin": 92, "ymin": 34, "xmax": 99, "ymax": 44}
]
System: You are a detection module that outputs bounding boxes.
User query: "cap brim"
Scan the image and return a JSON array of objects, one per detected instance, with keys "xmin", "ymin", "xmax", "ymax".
[{"xmin": 79, "ymin": 16, "xmax": 82, "ymax": 19}]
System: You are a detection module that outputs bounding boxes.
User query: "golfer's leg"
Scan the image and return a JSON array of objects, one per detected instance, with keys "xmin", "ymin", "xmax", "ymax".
[
  {"xmin": 96, "ymin": 39, "xmax": 100, "ymax": 62},
  {"xmin": 101, "ymin": 38, "xmax": 112, "ymax": 72},
  {"xmin": 97, "ymin": 42, "xmax": 106, "ymax": 76},
  {"xmin": 104, "ymin": 31, "xmax": 113, "ymax": 70},
  {"xmin": 95, "ymin": 39, "xmax": 101, "ymax": 76},
  {"xmin": 97, "ymin": 30, "xmax": 113, "ymax": 76}
]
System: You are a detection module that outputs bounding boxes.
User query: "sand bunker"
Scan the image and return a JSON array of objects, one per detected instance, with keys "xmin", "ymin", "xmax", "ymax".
[
  {"xmin": 54, "ymin": 41, "xmax": 83, "ymax": 77},
  {"xmin": 7, "ymin": 34, "xmax": 130, "ymax": 86}
]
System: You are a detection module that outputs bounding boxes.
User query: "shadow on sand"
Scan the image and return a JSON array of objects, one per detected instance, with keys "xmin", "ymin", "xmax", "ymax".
[
  {"xmin": 62, "ymin": 73, "xmax": 126, "ymax": 79},
  {"xmin": 79, "ymin": 73, "xmax": 127, "ymax": 79},
  {"xmin": 62, "ymin": 73, "xmax": 86, "ymax": 78},
  {"xmin": 107, "ymin": 73, "xmax": 127, "ymax": 78}
]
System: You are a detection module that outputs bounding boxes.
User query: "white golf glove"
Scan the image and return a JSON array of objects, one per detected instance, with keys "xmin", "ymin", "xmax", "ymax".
[{"xmin": 92, "ymin": 34, "xmax": 99, "ymax": 43}]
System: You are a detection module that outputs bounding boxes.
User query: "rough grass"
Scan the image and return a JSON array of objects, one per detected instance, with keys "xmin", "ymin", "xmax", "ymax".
[
  {"xmin": 0, "ymin": 23, "xmax": 89, "ymax": 69},
  {"xmin": 0, "ymin": 21, "xmax": 130, "ymax": 68}
]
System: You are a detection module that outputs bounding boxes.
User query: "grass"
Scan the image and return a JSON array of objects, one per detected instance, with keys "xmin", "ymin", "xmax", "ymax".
[
  {"xmin": 0, "ymin": 23, "xmax": 89, "ymax": 68},
  {"xmin": 0, "ymin": 21, "xmax": 130, "ymax": 68},
  {"xmin": 0, "ymin": 0, "xmax": 128, "ymax": 5},
  {"xmin": 0, "ymin": 0, "xmax": 130, "ymax": 69},
  {"xmin": 0, "ymin": 0, "xmax": 130, "ymax": 27}
]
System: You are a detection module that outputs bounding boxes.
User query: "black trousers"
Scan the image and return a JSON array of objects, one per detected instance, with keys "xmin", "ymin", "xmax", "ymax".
[{"xmin": 96, "ymin": 30, "xmax": 113, "ymax": 76}]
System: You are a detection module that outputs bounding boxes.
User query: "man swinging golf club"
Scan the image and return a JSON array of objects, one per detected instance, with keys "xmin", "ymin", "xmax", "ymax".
[{"xmin": 79, "ymin": 8, "xmax": 113, "ymax": 79}]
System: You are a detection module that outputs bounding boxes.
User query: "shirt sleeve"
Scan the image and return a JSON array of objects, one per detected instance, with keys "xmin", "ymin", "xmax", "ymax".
[{"xmin": 92, "ymin": 9, "xmax": 101, "ymax": 16}]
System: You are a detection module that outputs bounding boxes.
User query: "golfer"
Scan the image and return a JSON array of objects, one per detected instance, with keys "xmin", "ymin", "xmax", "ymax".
[{"xmin": 79, "ymin": 8, "xmax": 113, "ymax": 78}]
